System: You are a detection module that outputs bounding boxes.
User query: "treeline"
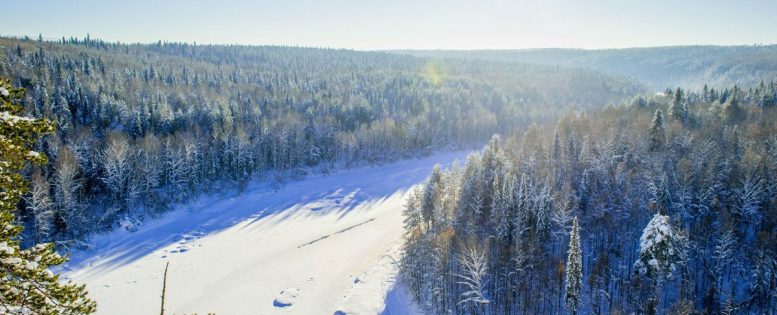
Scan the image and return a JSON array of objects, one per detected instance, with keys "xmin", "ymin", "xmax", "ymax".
[
  {"xmin": 400, "ymin": 83, "xmax": 777, "ymax": 314},
  {"xmin": 0, "ymin": 36, "xmax": 644, "ymax": 246},
  {"xmin": 400, "ymin": 45, "xmax": 777, "ymax": 90}
]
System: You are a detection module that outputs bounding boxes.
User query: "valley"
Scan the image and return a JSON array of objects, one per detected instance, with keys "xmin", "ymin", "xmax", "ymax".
[{"xmin": 62, "ymin": 151, "xmax": 470, "ymax": 314}]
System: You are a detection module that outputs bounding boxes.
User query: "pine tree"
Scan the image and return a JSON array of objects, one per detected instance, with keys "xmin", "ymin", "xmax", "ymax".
[
  {"xmin": 0, "ymin": 79, "xmax": 96, "ymax": 314},
  {"xmin": 669, "ymin": 87, "xmax": 687, "ymax": 122},
  {"xmin": 564, "ymin": 217, "xmax": 583, "ymax": 315},
  {"xmin": 648, "ymin": 109, "xmax": 665, "ymax": 152}
]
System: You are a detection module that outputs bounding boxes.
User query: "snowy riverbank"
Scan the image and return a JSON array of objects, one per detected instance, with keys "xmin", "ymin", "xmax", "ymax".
[{"xmin": 62, "ymin": 150, "xmax": 472, "ymax": 314}]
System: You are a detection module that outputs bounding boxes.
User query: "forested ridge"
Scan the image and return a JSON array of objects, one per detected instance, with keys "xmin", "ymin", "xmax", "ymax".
[
  {"xmin": 401, "ymin": 83, "xmax": 777, "ymax": 314},
  {"xmin": 0, "ymin": 36, "xmax": 644, "ymax": 247},
  {"xmin": 399, "ymin": 46, "xmax": 777, "ymax": 90}
]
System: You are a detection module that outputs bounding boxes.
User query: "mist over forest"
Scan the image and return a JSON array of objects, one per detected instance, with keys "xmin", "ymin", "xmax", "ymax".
[{"xmin": 400, "ymin": 45, "xmax": 777, "ymax": 90}]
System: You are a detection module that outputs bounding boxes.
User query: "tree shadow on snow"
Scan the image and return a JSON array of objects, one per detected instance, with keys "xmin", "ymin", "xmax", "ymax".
[{"xmin": 61, "ymin": 151, "xmax": 470, "ymax": 280}]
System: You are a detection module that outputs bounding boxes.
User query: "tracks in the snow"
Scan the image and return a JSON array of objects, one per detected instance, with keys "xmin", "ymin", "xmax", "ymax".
[{"xmin": 297, "ymin": 218, "xmax": 377, "ymax": 249}]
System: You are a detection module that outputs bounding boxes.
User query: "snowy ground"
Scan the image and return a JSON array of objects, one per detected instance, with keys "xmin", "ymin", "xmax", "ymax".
[{"xmin": 62, "ymin": 151, "xmax": 470, "ymax": 315}]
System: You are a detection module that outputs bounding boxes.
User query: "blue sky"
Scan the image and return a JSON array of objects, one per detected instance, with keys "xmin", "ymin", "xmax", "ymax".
[{"xmin": 2, "ymin": 0, "xmax": 776, "ymax": 50}]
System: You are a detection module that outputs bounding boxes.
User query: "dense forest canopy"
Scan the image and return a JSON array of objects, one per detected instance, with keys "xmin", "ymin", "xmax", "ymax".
[
  {"xmin": 398, "ymin": 45, "xmax": 777, "ymax": 91},
  {"xmin": 5, "ymin": 34, "xmax": 776, "ymax": 314},
  {"xmin": 0, "ymin": 36, "xmax": 645, "ymax": 247},
  {"xmin": 400, "ymin": 83, "xmax": 777, "ymax": 314},
  {"xmin": 2, "ymin": 0, "xmax": 776, "ymax": 313}
]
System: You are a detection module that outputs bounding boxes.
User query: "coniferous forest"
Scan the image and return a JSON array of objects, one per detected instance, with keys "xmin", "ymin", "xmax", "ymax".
[
  {"xmin": 4, "ymin": 1, "xmax": 777, "ymax": 314},
  {"xmin": 0, "ymin": 36, "xmax": 644, "ymax": 246},
  {"xmin": 1, "ymin": 27, "xmax": 776, "ymax": 314},
  {"xmin": 400, "ymin": 85, "xmax": 777, "ymax": 314}
]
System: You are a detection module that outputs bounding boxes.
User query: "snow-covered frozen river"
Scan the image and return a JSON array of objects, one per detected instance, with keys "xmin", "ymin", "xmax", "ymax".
[{"xmin": 62, "ymin": 151, "xmax": 471, "ymax": 315}]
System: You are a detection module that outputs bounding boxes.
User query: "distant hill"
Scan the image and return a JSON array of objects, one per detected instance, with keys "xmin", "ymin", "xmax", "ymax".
[{"xmin": 395, "ymin": 45, "xmax": 777, "ymax": 91}]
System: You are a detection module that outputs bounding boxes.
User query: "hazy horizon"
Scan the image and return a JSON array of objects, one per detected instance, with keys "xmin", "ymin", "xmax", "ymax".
[
  {"xmin": 3, "ymin": 39, "xmax": 774, "ymax": 54},
  {"xmin": 2, "ymin": 0, "xmax": 776, "ymax": 50},
  {"xmin": 3, "ymin": 33, "xmax": 775, "ymax": 52}
]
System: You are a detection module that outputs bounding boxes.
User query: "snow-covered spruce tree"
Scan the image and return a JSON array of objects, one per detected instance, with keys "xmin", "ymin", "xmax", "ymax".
[
  {"xmin": 564, "ymin": 217, "xmax": 583, "ymax": 315},
  {"xmin": 400, "ymin": 188, "xmax": 427, "ymax": 302},
  {"xmin": 648, "ymin": 109, "xmax": 666, "ymax": 152},
  {"xmin": 635, "ymin": 212, "xmax": 685, "ymax": 314},
  {"xmin": 402, "ymin": 188, "xmax": 423, "ymax": 237},
  {"xmin": 455, "ymin": 154, "xmax": 483, "ymax": 236},
  {"xmin": 533, "ymin": 183, "xmax": 552, "ymax": 241},
  {"xmin": 635, "ymin": 213, "xmax": 681, "ymax": 279},
  {"xmin": 669, "ymin": 87, "xmax": 688, "ymax": 122},
  {"xmin": 495, "ymin": 171, "xmax": 516, "ymax": 243},
  {"xmin": 514, "ymin": 175, "xmax": 530, "ymax": 239},
  {"xmin": 0, "ymin": 80, "xmax": 96, "ymax": 314},
  {"xmin": 421, "ymin": 165, "xmax": 443, "ymax": 231}
]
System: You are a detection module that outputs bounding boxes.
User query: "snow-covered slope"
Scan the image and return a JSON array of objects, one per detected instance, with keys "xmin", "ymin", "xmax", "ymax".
[{"xmin": 62, "ymin": 151, "xmax": 470, "ymax": 315}]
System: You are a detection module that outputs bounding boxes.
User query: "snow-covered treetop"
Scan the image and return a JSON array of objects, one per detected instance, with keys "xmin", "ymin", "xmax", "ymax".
[
  {"xmin": 636, "ymin": 213, "xmax": 682, "ymax": 279},
  {"xmin": 640, "ymin": 214, "xmax": 672, "ymax": 253}
]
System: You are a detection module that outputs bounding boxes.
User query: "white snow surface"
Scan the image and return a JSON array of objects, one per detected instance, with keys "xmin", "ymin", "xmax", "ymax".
[{"xmin": 62, "ymin": 150, "xmax": 470, "ymax": 315}]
